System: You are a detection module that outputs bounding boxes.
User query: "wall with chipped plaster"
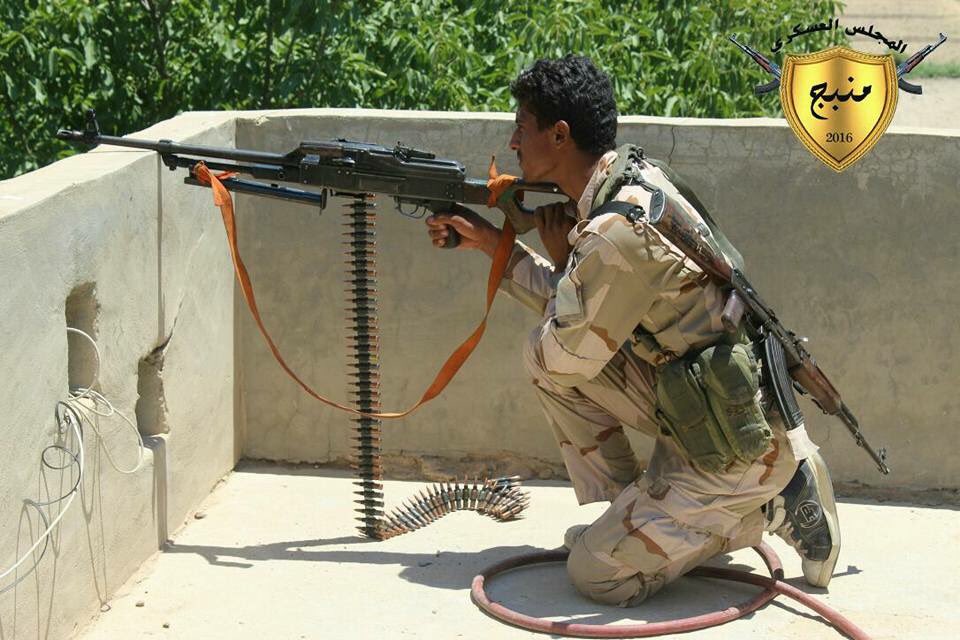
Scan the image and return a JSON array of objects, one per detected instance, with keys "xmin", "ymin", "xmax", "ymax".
[
  {"xmin": 0, "ymin": 113, "xmax": 237, "ymax": 639},
  {"xmin": 234, "ymin": 110, "xmax": 960, "ymax": 492}
]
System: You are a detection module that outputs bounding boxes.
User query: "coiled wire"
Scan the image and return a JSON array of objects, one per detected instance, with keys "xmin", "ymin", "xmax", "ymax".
[{"xmin": 0, "ymin": 328, "xmax": 145, "ymax": 595}]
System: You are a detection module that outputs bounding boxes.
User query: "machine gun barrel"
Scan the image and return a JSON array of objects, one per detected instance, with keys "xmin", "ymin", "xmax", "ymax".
[
  {"xmin": 56, "ymin": 110, "xmax": 299, "ymax": 169},
  {"xmin": 55, "ymin": 130, "xmax": 299, "ymax": 168}
]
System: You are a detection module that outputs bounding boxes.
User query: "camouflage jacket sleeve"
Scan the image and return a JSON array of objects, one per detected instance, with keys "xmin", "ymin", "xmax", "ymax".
[
  {"xmin": 497, "ymin": 239, "xmax": 560, "ymax": 315},
  {"xmin": 523, "ymin": 213, "xmax": 666, "ymax": 388}
]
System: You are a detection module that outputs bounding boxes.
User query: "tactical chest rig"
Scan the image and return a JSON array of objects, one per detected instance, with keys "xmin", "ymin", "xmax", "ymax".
[{"xmin": 587, "ymin": 145, "xmax": 780, "ymax": 472}]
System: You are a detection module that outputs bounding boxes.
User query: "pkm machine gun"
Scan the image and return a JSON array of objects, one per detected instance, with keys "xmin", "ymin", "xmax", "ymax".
[{"xmin": 56, "ymin": 109, "xmax": 563, "ymax": 247}]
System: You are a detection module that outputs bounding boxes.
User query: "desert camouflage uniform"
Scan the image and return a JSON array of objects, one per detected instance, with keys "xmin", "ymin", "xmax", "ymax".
[{"xmin": 499, "ymin": 150, "xmax": 818, "ymax": 606}]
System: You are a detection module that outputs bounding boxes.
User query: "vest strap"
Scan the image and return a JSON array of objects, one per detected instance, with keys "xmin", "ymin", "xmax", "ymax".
[{"xmin": 588, "ymin": 200, "xmax": 646, "ymax": 223}]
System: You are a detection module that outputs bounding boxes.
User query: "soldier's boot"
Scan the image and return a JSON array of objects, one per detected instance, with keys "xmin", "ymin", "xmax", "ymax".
[{"xmin": 763, "ymin": 451, "xmax": 841, "ymax": 588}]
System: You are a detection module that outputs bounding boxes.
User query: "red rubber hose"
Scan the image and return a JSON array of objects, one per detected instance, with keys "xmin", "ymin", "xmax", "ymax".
[{"xmin": 470, "ymin": 542, "xmax": 871, "ymax": 639}]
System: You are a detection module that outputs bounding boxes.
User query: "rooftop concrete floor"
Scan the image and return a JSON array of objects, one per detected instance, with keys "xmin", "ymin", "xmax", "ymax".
[{"xmin": 76, "ymin": 462, "xmax": 959, "ymax": 640}]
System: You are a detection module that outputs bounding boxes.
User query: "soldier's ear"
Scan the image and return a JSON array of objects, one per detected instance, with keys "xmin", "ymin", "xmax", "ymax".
[{"xmin": 552, "ymin": 120, "xmax": 571, "ymax": 148}]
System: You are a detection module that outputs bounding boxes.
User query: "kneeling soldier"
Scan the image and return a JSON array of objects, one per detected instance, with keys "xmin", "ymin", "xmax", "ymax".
[{"xmin": 426, "ymin": 55, "xmax": 839, "ymax": 606}]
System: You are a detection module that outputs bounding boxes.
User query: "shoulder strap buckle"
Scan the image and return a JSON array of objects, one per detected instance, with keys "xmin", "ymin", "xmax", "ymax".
[{"xmin": 588, "ymin": 200, "xmax": 645, "ymax": 223}]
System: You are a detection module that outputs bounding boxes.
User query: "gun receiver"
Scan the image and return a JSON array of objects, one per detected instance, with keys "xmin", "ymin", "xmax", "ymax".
[{"xmin": 57, "ymin": 109, "xmax": 564, "ymax": 246}]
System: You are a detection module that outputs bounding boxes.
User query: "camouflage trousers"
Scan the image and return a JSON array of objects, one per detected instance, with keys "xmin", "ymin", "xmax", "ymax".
[{"xmin": 525, "ymin": 346, "xmax": 799, "ymax": 607}]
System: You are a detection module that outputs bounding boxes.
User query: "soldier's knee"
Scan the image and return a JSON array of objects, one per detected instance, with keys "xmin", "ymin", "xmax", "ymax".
[{"xmin": 566, "ymin": 536, "xmax": 665, "ymax": 607}]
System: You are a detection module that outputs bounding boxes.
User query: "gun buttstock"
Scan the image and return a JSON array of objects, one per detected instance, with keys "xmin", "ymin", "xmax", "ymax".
[{"xmin": 495, "ymin": 181, "xmax": 563, "ymax": 235}]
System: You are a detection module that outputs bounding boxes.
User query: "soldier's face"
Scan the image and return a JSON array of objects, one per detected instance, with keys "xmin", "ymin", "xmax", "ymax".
[{"xmin": 509, "ymin": 105, "xmax": 559, "ymax": 182}]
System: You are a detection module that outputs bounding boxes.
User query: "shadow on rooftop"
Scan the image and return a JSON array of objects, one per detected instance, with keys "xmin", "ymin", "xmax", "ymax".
[
  {"xmin": 162, "ymin": 536, "xmax": 849, "ymax": 630},
  {"xmin": 164, "ymin": 535, "xmax": 549, "ymax": 590}
]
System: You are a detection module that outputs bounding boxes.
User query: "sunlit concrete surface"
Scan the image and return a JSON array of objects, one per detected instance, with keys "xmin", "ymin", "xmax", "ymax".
[{"xmin": 76, "ymin": 462, "xmax": 960, "ymax": 640}]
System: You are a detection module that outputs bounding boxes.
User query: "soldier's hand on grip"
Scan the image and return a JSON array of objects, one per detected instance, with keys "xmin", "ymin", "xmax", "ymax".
[{"xmin": 426, "ymin": 204, "xmax": 501, "ymax": 256}]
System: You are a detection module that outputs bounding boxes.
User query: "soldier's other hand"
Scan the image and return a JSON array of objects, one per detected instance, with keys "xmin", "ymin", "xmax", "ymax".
[
  {"xmin": 426, "ymin": 204, "xmax": 501, "ymax": 257},
  {"xmin": 534, "ymin": 201, "xmax": 577, "ymax": 267}
]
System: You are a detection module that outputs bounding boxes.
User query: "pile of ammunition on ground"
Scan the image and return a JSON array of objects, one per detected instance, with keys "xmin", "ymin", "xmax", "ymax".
[{"xmin": 374, "ymin": 476, "xmax": 530, "ymax": 539}]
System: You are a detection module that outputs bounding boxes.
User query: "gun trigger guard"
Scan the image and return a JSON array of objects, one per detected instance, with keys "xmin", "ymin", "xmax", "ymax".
[{"xmin": 395, "ymin": 198, "xmax": 426, "ymax": 219}]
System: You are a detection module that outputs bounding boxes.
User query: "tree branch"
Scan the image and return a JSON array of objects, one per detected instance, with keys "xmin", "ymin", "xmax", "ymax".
[{"xmin": 140, "ymin": 0, "xmax": 169, "ymax": 112}]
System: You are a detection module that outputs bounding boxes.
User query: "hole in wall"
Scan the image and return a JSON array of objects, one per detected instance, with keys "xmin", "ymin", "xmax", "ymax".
[
  {"xmin": 65, "ymin": 282, "xmax": 100, "ymax": 393},
  {"xmin": 136, "ymin": 339, "xmax": 170, "ymax": 437}
]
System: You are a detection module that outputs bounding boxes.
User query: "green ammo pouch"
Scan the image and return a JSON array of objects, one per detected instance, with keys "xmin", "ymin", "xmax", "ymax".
[
  {"xmin": 698, "ymin": 342, "xmax": 773, "ymax": 462},
  {"xmin": 655, "ymin": 342, "xmax": 773, "ymax": 472},
  {"xmin": 655, "ymin": 357, "xmax": 737, "ymax": 473}
]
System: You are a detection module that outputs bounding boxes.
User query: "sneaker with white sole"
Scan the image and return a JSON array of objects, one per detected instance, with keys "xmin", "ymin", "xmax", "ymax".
[{"xmin": 764, "ymin": 451, "xmax": 841, "ymax": 587}]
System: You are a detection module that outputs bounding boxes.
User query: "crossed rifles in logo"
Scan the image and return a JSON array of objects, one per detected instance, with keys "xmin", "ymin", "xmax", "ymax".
[{"xmin": 730, "ymin": 33, "xmax": 947, "ymax": 172}]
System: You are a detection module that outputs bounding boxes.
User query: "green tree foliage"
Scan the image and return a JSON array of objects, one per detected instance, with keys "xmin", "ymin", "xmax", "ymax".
[{"xmin": 0, "ymin": 0, "xmax": 845, "ymax": 179}]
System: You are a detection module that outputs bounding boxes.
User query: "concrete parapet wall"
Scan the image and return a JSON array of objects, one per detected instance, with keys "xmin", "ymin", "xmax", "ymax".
[
  {"xmin": 0, "ymin": 113, "xmax": 237, "ymax": 638},
  {"xmin": 233, "ymin": 110, "xmax": 960, "ymax": 492},
  {"xmin": 0, "ymin": 107, "xmax": 956, "ymax": 638}
]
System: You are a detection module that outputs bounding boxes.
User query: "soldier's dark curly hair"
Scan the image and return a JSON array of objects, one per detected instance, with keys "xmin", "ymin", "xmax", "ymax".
[{"xmin": 510, "ymin": 55, "xmax": 618, "ymax": 156}]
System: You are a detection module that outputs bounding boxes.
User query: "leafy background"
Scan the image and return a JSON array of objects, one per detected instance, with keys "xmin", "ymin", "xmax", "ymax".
[{"xmin": 0, "ymin": 0, "xmax": 845, "ymax": 180}]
